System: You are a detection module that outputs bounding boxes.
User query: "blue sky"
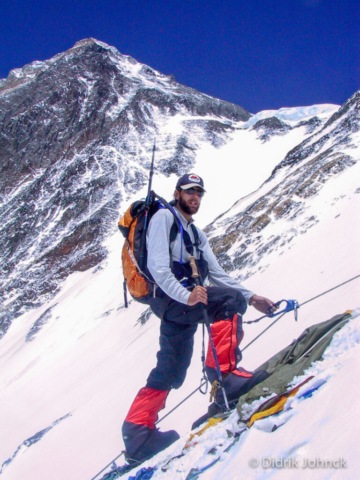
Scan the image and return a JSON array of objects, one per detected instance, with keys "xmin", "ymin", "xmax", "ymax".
[{"xmin": 1, "ymin": 0, "xmax": 358, "ymax": 113}]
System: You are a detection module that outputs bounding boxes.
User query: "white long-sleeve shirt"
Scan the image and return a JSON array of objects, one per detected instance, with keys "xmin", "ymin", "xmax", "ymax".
[{"xmin": 146, "ymin": 206, "xmax": 254, "ymax": 305}]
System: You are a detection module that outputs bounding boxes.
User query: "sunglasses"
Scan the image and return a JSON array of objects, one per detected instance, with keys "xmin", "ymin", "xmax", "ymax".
[{"xmin": 180, "ymin": 187, "xmax": 205, "ymax": 197}]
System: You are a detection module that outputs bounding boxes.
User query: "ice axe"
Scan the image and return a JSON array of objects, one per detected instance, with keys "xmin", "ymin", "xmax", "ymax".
[{"xmin": 189, "ymin": 256, "xmax": 230, "ymax": 411}]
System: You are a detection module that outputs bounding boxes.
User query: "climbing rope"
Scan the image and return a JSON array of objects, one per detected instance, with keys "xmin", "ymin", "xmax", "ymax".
[
  {"xmin": 243, "ymin": 273, "xmax": 360, "ymax": 352},
  {"xmin": 158, "ymin": 272, "xmax": 360, "ymax": 420},
  {"xmin": 93, "ymin": 273, "xmax": 360, "ymax": 479},
  {"xmin": 156, "ymin": 380, "xmax": 207, "ymax": 426},
  {"xmin": 90, "ymin": 452, "xmax": 125, "ymax": 480},
  {"xmin": 243, "ymin": 299, "xmax": 299, "ymax": 325}
]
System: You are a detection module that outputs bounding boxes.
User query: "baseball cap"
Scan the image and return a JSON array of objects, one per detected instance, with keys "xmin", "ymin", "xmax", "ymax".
[{"xmin": 176, "ymin": 173, "xmax": 206, "ymax": 191}]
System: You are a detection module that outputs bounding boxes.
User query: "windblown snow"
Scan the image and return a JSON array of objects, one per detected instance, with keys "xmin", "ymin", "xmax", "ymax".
[
  {"xmin": 0, "ymin": 41, "xmax": 360, "ymax": 480},
  {"xmin": 243, "ymin": 104, "xmax": 339, "ymax": 127},
  {"xmin": 1, "ymin": 143, "xmax": 359, "ymax": 479}
]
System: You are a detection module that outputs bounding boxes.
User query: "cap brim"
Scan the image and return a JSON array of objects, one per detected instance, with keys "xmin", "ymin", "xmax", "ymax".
[{"xmin": 180, "ymin": 183, "xmax": 206, "ymax": 192}]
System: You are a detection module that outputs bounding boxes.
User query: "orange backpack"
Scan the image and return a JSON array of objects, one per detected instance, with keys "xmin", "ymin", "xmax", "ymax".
[{"xmin": 118, "ymin": 193, "xmax": 179, "ymax": 306}]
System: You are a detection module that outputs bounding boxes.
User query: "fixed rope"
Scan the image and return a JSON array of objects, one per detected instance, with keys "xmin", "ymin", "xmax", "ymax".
[
  {"xmin": 92, "ymin": 273, "xmax": 360, "ymax": 479},
  {"xmin": 243, "ymin": 272, "xmax": 360, "ymax": 352},
  {"xmin": 90, "ymin": 452, "xmax": 125, "ymax": 480},
  {"xmin": 156, "ymin": 381, "xmax": 207, "ymax": 426},
  {"xmin": 158, "ymin": 272, "xmax": 360, "ymax": 421}
]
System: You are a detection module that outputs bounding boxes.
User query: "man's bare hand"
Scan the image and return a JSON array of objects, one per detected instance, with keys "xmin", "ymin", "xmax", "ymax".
[
  {"xmin": 187, "ymin": 286, "xmax": 208, "ymax": 306},
  {"xmin": 249, "ymin": 295, "xmax": 278, "ymax": 314}
]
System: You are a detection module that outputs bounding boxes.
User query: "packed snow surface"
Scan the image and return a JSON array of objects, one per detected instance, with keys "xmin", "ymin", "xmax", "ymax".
[{"xmin": 0, "ymin": 98, "xmax": 359, "ymax": 480}]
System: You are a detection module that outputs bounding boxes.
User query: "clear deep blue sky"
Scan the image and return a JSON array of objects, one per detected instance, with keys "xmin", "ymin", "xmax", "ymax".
[{"xmin": 1, "ymin": 0, "xmax": 359, "ymax": 113}]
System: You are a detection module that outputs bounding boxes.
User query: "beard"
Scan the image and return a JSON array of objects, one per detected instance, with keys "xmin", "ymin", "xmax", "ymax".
[{"xmin": 178, "ymin": 194, "xmax": 200, "ymax": 215}]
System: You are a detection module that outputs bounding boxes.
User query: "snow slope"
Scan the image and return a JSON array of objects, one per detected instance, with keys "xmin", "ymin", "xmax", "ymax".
[
  {"xmin": 152, "ymin": 121, "xmax": 314, "ymax": 229},
  {"xmin": 200, "ymin": 311, "xmax": 360, "ymax": 480},
  {"xmin": 0, "ymin": 81, "xmax": 359, "ymax": 480},
  {"xmin": 139, "ymin": 310, "xmax": 360, "ymax": 480}
]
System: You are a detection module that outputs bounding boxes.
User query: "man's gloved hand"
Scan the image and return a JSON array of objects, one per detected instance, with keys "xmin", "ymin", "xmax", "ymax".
[
  {"xmin": 249, "ymin": 295, "xmax": 278, "ymax": 315},
  {"xmin": 187, "ymin": 286, "xmax": 208, "ymax": 306}
]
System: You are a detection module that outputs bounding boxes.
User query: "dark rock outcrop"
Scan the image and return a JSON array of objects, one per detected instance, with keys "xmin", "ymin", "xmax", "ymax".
[
  {"xmin": 206, "ymin": 92, "xmax": 359, "ymax": 281},
  {"xmin": 271, "ymin": 91, "xmax": 360, "ymax": 175},
  {"xmin": 0, "ymin": 38, "xmax": 251, "ymax": 337},
  {"xmin": 252, "ymin": 116, "xmax": 291, "ymax": 142}
]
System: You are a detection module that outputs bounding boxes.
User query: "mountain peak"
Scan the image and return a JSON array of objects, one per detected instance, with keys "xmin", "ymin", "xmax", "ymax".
[
  {"xmin": 72, "ymin": 38, "xmax": 108, "ymax": 49},
  {"xmin": 0, "ymin": 38, "xmax": 251, "ymax": 332}
]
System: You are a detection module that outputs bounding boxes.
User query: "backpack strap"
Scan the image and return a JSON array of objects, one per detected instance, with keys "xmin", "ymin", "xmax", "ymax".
[
  {"xmin": 156, "ymin": 194, "xmax": 184, "ymax": 264},
  {"xmin": 181, "ymin": 223, "xmax": 205, "ymax": 262},
  {"xmin": 182, "ymin": 228, "xmax": 198, "ymax": 257},
  {"xmin": 154, "ymin": 194, "xmax": 206, "ymax": 279},
  {"xmin": 157, "ymin": 194, "xmax": 204, "ymax": 260},
  {"xmin": 190, "ymin": 224, "xmax": 204, "ymax": 260},
  {"xmin": 169, "ymin": 221, "xmax": 178, "ymax": 271}
]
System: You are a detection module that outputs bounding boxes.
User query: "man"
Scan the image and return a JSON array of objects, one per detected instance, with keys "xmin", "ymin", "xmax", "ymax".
[{"xmin": 122, "ymin": 173, "xmax": 276, "ymax": 465}]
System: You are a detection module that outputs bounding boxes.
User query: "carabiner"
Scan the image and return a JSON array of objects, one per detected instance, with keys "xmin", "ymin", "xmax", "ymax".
[{"xmin": 266, "ymin": 299, "xmax": 300, "ymax": 320}]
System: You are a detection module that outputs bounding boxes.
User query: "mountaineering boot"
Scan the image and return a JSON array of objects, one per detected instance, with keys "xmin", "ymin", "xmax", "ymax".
[
  {"xmin": 191, "ymin": 369, "xmax": 270, "ymax": 430},
  {"xmin": 122, "ymin": 422, "xmax": 180, "ymax": 465},
  {"xmin": 122, "ymin": 386, "xmax": 179, "ymax": 464},
  {"xmin": 206, "ymin": 366, "xmax": 270, "ymax": 405}
]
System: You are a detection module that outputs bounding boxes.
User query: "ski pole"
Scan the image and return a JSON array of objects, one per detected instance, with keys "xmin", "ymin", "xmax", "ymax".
[{"xmin": 188, "ymin": 256, "xmax": 230, "ymax": 411}]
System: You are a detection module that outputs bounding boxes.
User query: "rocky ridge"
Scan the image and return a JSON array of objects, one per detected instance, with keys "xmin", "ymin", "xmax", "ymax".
[
  {"xmin": 0, "ymin": 38, "xmax": 355, "ymax": 339},
  {"xmin": 0, "ymin": 39, "xmax": 252, "ymax": 336},
  {"xmin": 205, "ymin": 92, "xmax": 360, "ymax": 280}
]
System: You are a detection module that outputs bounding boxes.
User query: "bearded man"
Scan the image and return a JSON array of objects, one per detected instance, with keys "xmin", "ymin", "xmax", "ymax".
[{"xmin": 122, "ymin": 173, "xmax": 276, "ymax": 465}]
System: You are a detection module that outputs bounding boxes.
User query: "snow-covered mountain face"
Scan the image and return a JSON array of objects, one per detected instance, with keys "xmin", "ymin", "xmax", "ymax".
[
  {"xmin": 205, "ymin": 91, "xmax": 360, "ymax": 283},
  {"xmin": 0, "ymin": 37, "xmax": 343, "ymax": 337},
  {"xmin": 0, "ymin": 38, "xmax": 251, "ymax": 335},
  {"xmin": 1, "ymin": 39, "xmax": 360, "ymax": 480}
]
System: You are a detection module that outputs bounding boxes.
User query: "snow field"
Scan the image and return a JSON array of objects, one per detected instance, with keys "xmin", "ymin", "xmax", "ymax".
[{"xmin": 0, "ymin": 102, "xmax": 359, "ymax": 480}]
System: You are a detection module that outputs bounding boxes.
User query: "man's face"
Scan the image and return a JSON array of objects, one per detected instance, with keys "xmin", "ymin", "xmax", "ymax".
[{"xmin": 176, "ymin": 187, "xmax": 203, "ymax": 216}]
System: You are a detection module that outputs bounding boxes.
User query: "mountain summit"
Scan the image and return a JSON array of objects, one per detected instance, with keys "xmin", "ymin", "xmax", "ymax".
[
  {"xmin": 0, "ymin": 39, "xmax": 356, "ymax": 341},
  {"xmin": 0, "ymin": 40, "xmax": 360, "ymax": 480},
  {"xmin": 0, "ymin": 39, "xmax": 250, "ymax": 334}
]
